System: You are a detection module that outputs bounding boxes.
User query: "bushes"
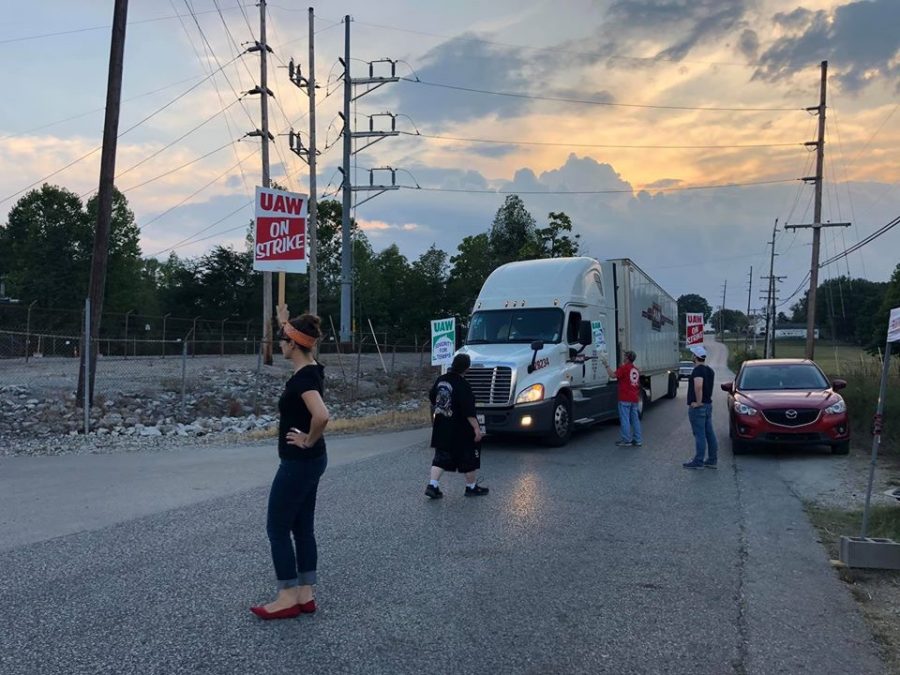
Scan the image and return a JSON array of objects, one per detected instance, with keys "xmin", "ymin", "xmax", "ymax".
[
  {"xmin": 727, "ymin": 348, "xmax": 760, "ymax": 374},
  {"xmin": 840, "ymin": 364, "xmax": 900, "ymax": 454}
]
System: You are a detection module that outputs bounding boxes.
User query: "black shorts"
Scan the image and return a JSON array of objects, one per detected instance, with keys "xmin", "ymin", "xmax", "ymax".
[{"xmin": 432, "ymin": 444, "xmax": 481, "ymax": 473}]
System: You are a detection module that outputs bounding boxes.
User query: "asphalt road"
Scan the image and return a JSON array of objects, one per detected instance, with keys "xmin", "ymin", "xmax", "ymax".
[{"xmin": 0, "ymin": 341, "xmax": 885, "ymax": 674}]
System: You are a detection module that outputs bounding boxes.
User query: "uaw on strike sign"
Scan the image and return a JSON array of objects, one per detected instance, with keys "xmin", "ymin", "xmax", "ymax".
[
  {"xmin": 253, "ymin": 186, "xmax": 308, "ymax": 273},
  {"xmin": 685, "ymin": 312, "xmax": 704, "ymax": 347}
]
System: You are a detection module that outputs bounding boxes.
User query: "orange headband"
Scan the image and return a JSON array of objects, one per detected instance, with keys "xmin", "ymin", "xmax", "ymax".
[{"xmin": 281, "ymin": 322, "xmax": 317, "ymax": 348}]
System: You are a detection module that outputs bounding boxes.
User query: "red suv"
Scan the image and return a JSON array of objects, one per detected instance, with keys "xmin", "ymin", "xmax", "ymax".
[{"xmin": 721, "ymin": 358, "xmax": 850, "ymax": 455}]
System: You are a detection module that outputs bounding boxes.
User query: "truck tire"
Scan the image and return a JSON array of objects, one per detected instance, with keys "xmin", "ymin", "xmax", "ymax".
[
  {"xmin": 544, "ymin": 393, "xmax": 572, "ymax": 446},
  {"xmin": 665, "ymin": 373, "xmax": 678, "ymax": 399},
  {"xmin": 637, "ymin": 388, "xmax": 648, "ymax": 420}
]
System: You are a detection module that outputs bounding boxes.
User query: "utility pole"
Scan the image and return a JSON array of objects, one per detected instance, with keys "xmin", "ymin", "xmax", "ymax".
[
  {"xmin": 719, "ymin": 280, "xmax": 727, "ymax": 338},
  {"xmin": 248, "ymin": 0, "xmax": 275, "ymax": 364},
  {"xmin": 745, "ymin": 266, "xmax": 753, "ymax": 350},
  {"xmin": 760, "ymin": 219, "xmax": 785, "ymax": 358},
  {"xmin": 77, "ymin": 0, "xmax": 128, "ymax": 405},
  {"xmin": 338, "ymin": 19, "xmax": 401, "ymax": 345},
  {"xmin": 340, "ymin": 15, "xmax": 352, "ymax": 345},
  {"xmin": 287, "ymin": 9, "xmax": 319, "ymax": 315},
  {"xmin": 784, "ymin": 61, "xmax": 850, "ymax": 360},
  {"xmin": 307, "ymin": 7, "xmax": 317, "ymax": 316}
]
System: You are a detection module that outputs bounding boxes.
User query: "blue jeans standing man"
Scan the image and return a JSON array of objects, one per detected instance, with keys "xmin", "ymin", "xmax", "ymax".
[
  {"xmin": 683, "ymin": 345, "xmax": 719, "ymax": 469},
  {"xmin": 687, "ymin": 403, "xmax": 718, "ymax": 467},
  {"xmin": 617, "ymin": 401, "xmax": 642, "ymax": 446}
]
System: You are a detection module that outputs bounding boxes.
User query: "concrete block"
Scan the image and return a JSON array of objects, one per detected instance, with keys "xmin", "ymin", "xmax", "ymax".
[{"xmin": 839, "ymin": 536, "xmax": 900, "ymax": 569}]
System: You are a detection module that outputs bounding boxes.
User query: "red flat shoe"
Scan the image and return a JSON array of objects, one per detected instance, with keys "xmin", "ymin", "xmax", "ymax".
[
  {"xmin": 298, "ymin": 599, "xmax": 316, "ymax": 614},
  {"xmin": 250, "ymin": 603, "xmax": 302, "ymax": 620}
]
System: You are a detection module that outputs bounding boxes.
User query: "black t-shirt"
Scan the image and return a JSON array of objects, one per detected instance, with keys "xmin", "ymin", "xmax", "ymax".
[
  {"xmin": 429, "ymin": 372, "xmax": 477, "ymax": 450},
  {"xmin": 687, "ymin": 363, "xmax": 715, "ymax": 405},
  {"xmin": 278, "ymin": 363, "xmax": 327, "ymax": 459}
]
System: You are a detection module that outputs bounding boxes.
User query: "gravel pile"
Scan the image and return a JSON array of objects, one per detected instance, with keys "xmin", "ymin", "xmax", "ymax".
[{"xmin": 0, "ymin": 363, "xmax": 428, "ymax": 457}]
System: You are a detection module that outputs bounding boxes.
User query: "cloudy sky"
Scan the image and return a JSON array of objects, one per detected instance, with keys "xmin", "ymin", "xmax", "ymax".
[{"xmin": 1, "ymin": 0, "xmax": 897, "ymax": 315}]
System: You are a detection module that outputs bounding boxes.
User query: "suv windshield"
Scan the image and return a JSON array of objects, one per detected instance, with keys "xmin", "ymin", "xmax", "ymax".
[
  {"xmin": 737, "ymin": 364, "xmax": 829, "ymax": 391},
  {"xmin": 466, "ymin": 309, "xmax": 564, "ymax": 344}
]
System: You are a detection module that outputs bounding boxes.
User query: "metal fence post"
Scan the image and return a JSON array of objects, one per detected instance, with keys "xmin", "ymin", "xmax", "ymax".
[
  {"xmin": 83, "ymin": 298, "xmax": 91, "ymax": 435},
  {"xmin": 25, "ymin": 299, "xmax": 37, "ymax": 363},
  {"xmin": 180, "ymin": 340, "xmax": 188, "ymax": 420},
  {"xmin": 252, "ymin": 346, "xmax": 263, "ymax": 415}
]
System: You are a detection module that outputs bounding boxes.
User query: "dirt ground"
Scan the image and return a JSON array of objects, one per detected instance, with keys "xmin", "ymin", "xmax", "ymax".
[{"xmin": 783, "ymin": 445, "xmax": 900, "ymax": 672}]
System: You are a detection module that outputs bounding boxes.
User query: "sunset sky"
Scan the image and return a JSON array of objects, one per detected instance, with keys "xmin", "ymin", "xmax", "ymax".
[{"xmin": 0, "ymin": 0, "xmax": 897, "ymax": 314}]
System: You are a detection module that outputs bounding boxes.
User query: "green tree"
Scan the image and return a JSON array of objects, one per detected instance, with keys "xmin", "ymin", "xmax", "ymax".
[
  {"xmin": 404, "ymin": 245, "xmax": 449, "ymax": 337},
  {"xmin": 447, "ymin": 233, "xmax": 493, "ymax": 320},
  {"xmin": 84, "ymin": 188, "xmax": 144, "ymax": 316},
  {"xmin": 489, "ymin": 195, "xmax": 536, "ymax": 265},
  {"xmin": 0, "ymin": 185, "xmax": 91, "ymax": 316},
  {"xmin": 677, "ymin": 293, "xmax": 712, "ymax": 338},
  {"xmin": 790, "ymin": 277, "xmax": 887, "ymax": 345},
  {"xmin": 710, "ymin": 308, "xmax": 748, "ymax": 334}
]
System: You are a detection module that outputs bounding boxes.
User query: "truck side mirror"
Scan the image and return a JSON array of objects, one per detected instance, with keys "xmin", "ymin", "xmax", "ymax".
[
  {"xmin": 578, "ymin": 320, "xmax": 593, "ymax": 346},
  {"xmin": 527, "ymin": 340, "xmax": 545, "ymax": 373}
]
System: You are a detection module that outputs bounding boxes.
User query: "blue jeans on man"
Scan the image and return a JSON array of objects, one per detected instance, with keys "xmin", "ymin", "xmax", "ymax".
[
  {"xmin": 618, "ymin": 401, "xmax": 642, "ymax": 444},
  {"xmin": 688, "ymin": 403, "xmax": 718, "ymax": 464}
]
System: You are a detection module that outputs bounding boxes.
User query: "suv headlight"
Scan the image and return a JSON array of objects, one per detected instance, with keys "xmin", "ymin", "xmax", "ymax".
[
  {"xmin": 733, "ymin": 401, "xmax": 758, "ymax": 416},
  {"xmin": 824, "ymin": 399, "xmax": 846, "ymax": 415},
  {"xmin": 516, "ymin": 384, "xmax": 544, "ymax": 404}
]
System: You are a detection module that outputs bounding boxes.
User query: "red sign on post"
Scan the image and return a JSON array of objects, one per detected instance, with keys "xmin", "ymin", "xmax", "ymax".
[
  {"xmin": 685, "ymin": 312, "xmax": 704, "ymax": 347},
  {"xmin": 253, "ymin": 186, "xmax": 308, "ymax": 273}
]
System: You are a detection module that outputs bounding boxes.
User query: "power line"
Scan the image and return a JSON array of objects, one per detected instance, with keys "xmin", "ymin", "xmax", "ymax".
[
  {"xmin": 399, "ymin": 130, "xmax": 804, "ymax": 150},
  {"xmin": 0, "ymin": 5, "xmax": 255, "ymax": 45},
  {"xmin": 407, "ymin": 177, "xmax": 799, "ymax": 195},
  {"xmin": 0, "ymin": 74, "xmax": 207, "ymax": 141},
  {"xmin": 148, "ymin": 199, "xmax": 253, "ymax": 257},
  {"xmin": 399, "ymin": 77, "xmax": 803, "ymax": 112},
  {"xmin": 301, "ymin": 13, "xmax": 776, "ymax": 69},
  {"xmin": 138, "ymin": 146, "xmax": 260, "ymax": 231},
  {"xmin": 0, "ymin": 54, "xmax": 244, "ymax": 206},
  {"xmin": 819, "ymin": 215, "xmax": 900, "ymax": 268},
  {"xmin": 118, "ymin": 139, "xmax": 241, "ymax": 193}
]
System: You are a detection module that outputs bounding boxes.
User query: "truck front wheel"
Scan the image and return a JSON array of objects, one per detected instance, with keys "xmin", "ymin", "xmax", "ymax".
[{"xmin": 545, "ymin": 394, "xmax": 572, "ymax": 446}]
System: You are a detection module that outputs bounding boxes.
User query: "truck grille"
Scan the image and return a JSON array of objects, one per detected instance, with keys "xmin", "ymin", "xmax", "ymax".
[
  {"xmin": 762, "ymin": 408, "xmax": 820, "ymax": 427},
  {"xmin": 465, "ymin": 366, "xmax": 513, "ymax": 406}
]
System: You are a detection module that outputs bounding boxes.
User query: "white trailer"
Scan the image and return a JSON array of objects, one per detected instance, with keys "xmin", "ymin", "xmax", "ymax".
[{"xmin": 458, "ymin": 256, "xmax": 679, "ymax": 445}]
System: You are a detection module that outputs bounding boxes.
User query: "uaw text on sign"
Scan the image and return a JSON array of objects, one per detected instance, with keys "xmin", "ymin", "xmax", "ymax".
[{"xmin": 253, "ymin": 186, "xmax": 308, "ymax": 273}]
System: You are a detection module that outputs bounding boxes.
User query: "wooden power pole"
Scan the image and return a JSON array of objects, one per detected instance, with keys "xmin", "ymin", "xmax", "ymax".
[
  {"xmin": 77, "ymin": 0, "xmax": 128, "ymax": 405},
  {"xmin": 784, "ymin": 61, "xmax": 850, "ymax": 360}
]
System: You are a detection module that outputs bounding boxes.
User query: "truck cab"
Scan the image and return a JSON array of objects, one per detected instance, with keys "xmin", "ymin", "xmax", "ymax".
[{"xmin": 458, "ymin": 257, "xmax": 617, "ymax": 445}]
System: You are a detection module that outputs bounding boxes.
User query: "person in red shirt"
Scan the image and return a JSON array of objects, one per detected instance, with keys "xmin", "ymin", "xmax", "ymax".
[{"xmin": 603, "ymin": 350, "xmax": 643, "ymax": 447}]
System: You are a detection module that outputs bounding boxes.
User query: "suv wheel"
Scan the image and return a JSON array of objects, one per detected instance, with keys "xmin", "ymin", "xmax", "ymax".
[{"xmin": 832, "ymin": 441, "xmax": 850, "ymax": 455}]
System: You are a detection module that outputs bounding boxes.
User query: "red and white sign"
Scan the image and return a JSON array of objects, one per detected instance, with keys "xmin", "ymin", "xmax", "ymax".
[
  {"xmin": 253, "ymin": 186, "xmax": 308, "ymax": 273},
  {"xmin": 685, "ymin": 312, "xmax": 704, "ymax": 347}
]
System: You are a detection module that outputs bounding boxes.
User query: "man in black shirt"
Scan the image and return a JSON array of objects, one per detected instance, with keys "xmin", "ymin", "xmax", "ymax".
[
  {"xmin": 683, "ymin": 345, "xmax": 719, "ymax": 469},
  {"xmin": 425, "ymin": 353, "xmax": 488, "ymax": 498}
]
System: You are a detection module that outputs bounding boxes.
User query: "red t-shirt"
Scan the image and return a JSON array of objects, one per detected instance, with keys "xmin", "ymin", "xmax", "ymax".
[{"xmin": 615, "ymin": 363, "xmax": 641, "ymax": 403}]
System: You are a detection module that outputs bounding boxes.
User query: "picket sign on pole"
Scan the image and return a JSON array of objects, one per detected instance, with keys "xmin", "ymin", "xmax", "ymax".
[
  {"xmin": 860, "ymin": 306, "xmax": 900, "ymax": 537},
  {"xmin": 252, "ymin": 186, "xmax": 309, "ymax": 273},
  {"xmin": 685, "ymin": 312, "xmax": 704, "ymax": 348},
  {"xmin": 431, "ymin": 318, "xmax": 456, "ymax": 374}
]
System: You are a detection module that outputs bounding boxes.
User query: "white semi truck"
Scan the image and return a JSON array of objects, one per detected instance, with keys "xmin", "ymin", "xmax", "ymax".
[{"xmin": 458, "ymin": 257, "xmax": 680, "ymax": 445}]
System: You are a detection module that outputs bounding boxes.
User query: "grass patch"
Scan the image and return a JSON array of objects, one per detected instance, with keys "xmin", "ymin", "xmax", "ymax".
[
  {"xmin": 806, "ymin": 504, "xmax": 900, "ymax": 555},
  {"xmin": 239, "ymin": 407, "xmax": 431, "ymax": 441},
  {"xmin": 805, "ymin": 501, "xmax": 900, "ymax": 673}
]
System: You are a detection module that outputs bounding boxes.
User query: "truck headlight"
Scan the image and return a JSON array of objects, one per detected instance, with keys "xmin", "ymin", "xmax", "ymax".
[
  {"xmin": 824, "ymin": 399, "xmax": 846, "ymax": 415},
  {"xmin": 516, "ymin": 384, "xmax": 544, "ymax": 404},
  {"xmin": 733, "ymin": 401, "xmax": 758, "ymax": 416}
]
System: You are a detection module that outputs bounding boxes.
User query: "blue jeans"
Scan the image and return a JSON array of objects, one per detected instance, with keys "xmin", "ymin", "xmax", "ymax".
[
  {"xmin": 618, "ymin": 401, "xmax": 642, "ymax": 443},
  {"xmin": 266, "ymin": 454, "xmax": 327, "ymax": 589},
  {"xmin": 688, "ymin": 404, "xmax": 718, "ymax": 464}
]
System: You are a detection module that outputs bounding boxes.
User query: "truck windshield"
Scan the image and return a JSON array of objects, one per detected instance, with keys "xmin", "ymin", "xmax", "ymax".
[{"xmin": 466, "ymin": 309, "xmax": 564, "ymax": 344}]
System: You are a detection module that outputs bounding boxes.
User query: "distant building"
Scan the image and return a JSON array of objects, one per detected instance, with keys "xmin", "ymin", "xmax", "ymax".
[{"xmin": 773, "ymin": 323, "xmax": 819, "ymax": 339}]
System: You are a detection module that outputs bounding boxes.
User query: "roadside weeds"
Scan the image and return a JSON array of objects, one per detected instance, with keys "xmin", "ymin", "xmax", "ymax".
[{"xmin": 805, "ymin": 469, "xmax": 900, "ymax": 674}]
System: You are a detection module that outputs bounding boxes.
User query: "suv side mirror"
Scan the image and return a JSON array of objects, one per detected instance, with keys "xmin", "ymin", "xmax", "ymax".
[
  {"xmin": 720, "ymin": 381, "xmax": 734, "ymax": 394},
  {"xmin": 578, "ymin": 320, "xmax": 593, "ymax": 346},
  {"xmin": 832, "ymin": 378, "xmax": 847, "ymax": 391}
]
